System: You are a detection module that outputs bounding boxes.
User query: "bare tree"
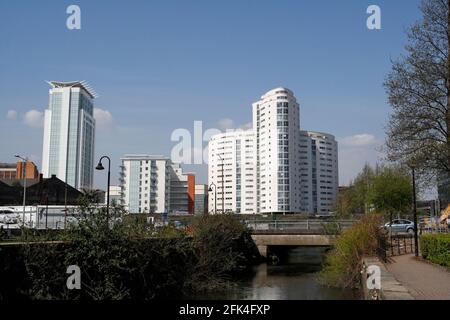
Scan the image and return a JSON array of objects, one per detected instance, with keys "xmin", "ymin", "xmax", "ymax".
[{"xmin": 385, "ymin": 0, "xmax": 450, "ymax": 179}]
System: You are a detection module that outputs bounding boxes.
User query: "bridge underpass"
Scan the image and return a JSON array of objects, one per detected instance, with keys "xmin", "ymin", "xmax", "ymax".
[
  {"xmin": 246, "ymin": 220, "xmax": 355, "ymax": 257},
  {"xmin": 251, "ymin": 234, "xmax": 336, "ymax": 257}
]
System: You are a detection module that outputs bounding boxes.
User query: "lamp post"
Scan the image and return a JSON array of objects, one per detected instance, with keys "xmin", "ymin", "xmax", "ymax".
[
  {"xmin": 208, "ymin": 182, "xmax": 217, "ymax": 215},
  {"xmin": 217, "ymin": 153, "xmax": 225, "ymax": 214},
  {"xmin": 15, "ymin": 155, "xmax": 28, "ymax": 228},
  {"xmin": 96, "ymin": 156, "xmax": 111, "ymax": 224},
  {"xmin": 64, "ymin": 181, "xmax": 68, "ymax": 228},
  {"xmin": 409, "ymin": 164, "xmax": 419, "ymax": 257}
]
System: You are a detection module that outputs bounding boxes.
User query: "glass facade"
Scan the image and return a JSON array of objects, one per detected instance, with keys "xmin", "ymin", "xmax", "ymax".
[
  {"xmin": 194, "ymin": 193, "xmax": 208, "ymax": 215},
  {"xmin": 66, "ymin": 92, "xmax": 80, "ymax": 187},
  {"xmin": 129, "ymin": 160, "xmax": 140, "ymax": 213},
  {"xmin": 80, "ymin": 113, "xmax": 95, "ymax": 188},
  {"xmin": 48, "ymin": 92, "xmax": 63, "ymax": 176},
  {"xmin": 44, "ymin": 83, "xmax": 95, "ymax": 190}
]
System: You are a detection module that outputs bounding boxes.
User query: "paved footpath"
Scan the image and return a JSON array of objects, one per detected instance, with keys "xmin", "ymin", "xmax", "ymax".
[{"xmin": 385, "ymin": 254, "xmax": 450, "ymax": 300}]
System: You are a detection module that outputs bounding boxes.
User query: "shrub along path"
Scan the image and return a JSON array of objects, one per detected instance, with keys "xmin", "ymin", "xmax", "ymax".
[{"xmin": 385, "ymin": 254, "xmax": 450, "ymax": 300}]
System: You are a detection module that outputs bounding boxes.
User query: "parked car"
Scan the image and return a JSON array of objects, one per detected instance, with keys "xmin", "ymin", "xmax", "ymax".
[
  {"xmin": 383, "ymin": 219, "xmax": 416, "ymax": 234},
  {"xmin": 0, "ymin": 209, "xmax": 19, "ymax": 224}
]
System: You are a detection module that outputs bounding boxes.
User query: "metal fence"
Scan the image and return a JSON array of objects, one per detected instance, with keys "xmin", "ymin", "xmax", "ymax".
[
  {"xmin": 377, "ymin": 233, "xmax": 416, "ymax": 263},
  {"xmin": 420, "ymin": 226, "xmax": 450, "ymax": 234},
  {"xmin": 244, "ymin": 220, "xmax": 356, "ymax": 234},
  {"xmin": 0, "ymin": 205, "xmax": 109, "ymax": 231}
]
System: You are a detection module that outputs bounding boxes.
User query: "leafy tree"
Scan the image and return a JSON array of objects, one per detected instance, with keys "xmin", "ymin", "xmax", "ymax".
[
  {"xmin": 385, "ymin": 0, "xmax": 450, "ymax": 180},
  {"xmin": 334, "ymin": 164, "xmax": 412, "ymax": 220},
  {"xmin": 350, "ymin": 164, "xmax": 377, "ymax": 214},
  {"xmin": 368, "ymin": 166, "xmax": 412, "ymax": 223},
  {"xmin": 78, "ymin": 188, "xmax": 103, "ymax": 206},
  {"xmin": 334, "ymin": 164, "xmax": 376, "ymax": 216}
]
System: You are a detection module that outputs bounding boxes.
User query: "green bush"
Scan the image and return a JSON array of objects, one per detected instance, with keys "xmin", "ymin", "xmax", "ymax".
[
  {"xmin": 319, "ymin": 214, "xmax": 382, "ymax": 288},
  {"xmin": 2, "ymin": 192, "xmax": 259, "ymax": 300},
  {"xmin": 20, "ymin": 207, "xmax": 196, "ymax": 300},
  {"xmin": 187, "ymin": 215, "xmax": 260, "ymax": 291},
  {"xmin": 420, "ymin": 234, "xmax": 450, "ymax": 268},
  {"xmin": 11, "ymin": 212, "xmax": 259, "ymax": 300}
]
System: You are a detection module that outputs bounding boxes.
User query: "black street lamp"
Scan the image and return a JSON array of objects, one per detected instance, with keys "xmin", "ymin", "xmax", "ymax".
[
  {"xmin": 208, "ymin": 182, "xmax": 217, "ymax": 215},
  {"xmin": 409, "ymin": 164, "xmax": 419, "ymax": 257},
  {"xmin": 96, "ymin": 156, "xmax": 111, "ymax": 224}
]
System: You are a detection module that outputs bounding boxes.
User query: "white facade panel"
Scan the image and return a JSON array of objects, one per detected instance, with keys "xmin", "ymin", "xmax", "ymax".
[
  {"xmin": 208, "ymin": 130, "xmax": 256, "ymax": 214},
  {"xmin": 299, "ymin": 131, "xmax": 339, "ymax": 214}
]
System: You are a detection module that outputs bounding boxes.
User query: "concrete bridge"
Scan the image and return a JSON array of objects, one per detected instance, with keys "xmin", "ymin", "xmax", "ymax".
[{"xmin": 245, "ymin": 220, "xmax": 355, "ymax": 257}]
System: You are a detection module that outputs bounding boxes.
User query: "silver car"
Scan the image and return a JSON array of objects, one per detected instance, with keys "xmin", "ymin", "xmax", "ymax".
[{"xmin": 384, "ymin": 219, "xmax": 416, "ymax": 234}]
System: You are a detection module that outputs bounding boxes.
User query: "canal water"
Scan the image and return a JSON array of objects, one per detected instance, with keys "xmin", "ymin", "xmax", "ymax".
[{"xmin": 192, "ymin": 247, "xmax": 361, "ymax": 300}]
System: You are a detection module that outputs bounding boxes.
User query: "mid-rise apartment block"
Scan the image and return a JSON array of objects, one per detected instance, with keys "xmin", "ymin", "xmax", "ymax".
[{"xmin": 119, "ymin": 155, "xmax": 195, "ymax": 214}]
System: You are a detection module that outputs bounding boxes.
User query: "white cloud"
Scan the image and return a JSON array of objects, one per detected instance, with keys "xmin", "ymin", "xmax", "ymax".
[
  {"xmin": 217, "ymin": 118, "xmax": 235, "ymax": 130},
  {"xmin": 337, "ymin": 133, "xmax": 384, "ymax": 185},
  {"xmin": 6, "ymin": 110, "xmax": 17, "ymax": 121},
  {"xmin": 339, "ymin": 134, "xmax": 377, "ymax": 147},
  {"xmin": 23, "ymin": 110, "xmax": 44, "ymax": 128},
  {"xmin": 240, "ymin": 122, "xmax": 253, "ymax": 130},
  {"xmin": 339, "ymin": 147, "xmax": 383, "ymax": 186},
  {"xmin": 94, "ymin": 108, "xmax": 114, "ymax": 128}
]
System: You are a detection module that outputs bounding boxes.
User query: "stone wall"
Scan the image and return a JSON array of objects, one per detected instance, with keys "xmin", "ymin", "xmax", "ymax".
[{"xmin": 361, "ymin": 256, "xmax": 414, "ymax": 300}]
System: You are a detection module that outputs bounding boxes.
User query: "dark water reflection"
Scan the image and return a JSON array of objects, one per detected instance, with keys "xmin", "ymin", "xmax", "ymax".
[{"xmin": 191, "ymin": 247, "xmax": 361, "ymax": 300}]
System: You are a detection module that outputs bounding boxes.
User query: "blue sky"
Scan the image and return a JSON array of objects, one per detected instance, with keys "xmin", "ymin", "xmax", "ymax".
[{"xmin": 0, "ymin": 0, "xmax": 423, "ymax": 189}]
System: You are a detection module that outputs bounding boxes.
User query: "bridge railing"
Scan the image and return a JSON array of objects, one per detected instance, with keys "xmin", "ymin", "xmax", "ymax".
[{"xmin": 244, "ymin": 220, "xmax": 356, "ymax": 234}]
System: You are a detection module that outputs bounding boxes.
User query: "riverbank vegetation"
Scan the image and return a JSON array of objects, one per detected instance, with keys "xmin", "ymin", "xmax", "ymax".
[
  {"xmin": 319, "ymin": 214, "xmax": 382, "ymax": 288},
  {"xmin": 420, "ymin": 234, "xmax": 450, "ymax": 268},
  {"xmin": 0, "ymin": 196, "xmax": 260, "ymax": 300}
]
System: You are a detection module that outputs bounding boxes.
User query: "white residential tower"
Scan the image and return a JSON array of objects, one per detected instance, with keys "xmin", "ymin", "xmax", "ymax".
[{"xmin": 208, "ymin": 88, "xmax": 339, "ymax": 215}]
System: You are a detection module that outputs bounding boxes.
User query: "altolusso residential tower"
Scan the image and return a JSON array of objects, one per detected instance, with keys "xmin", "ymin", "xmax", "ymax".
[{"xmin": 41, "ymin": 81, "xmax": 96, "ymax": 190}]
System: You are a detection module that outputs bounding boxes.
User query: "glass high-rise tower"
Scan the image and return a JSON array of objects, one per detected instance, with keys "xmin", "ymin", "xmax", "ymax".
[{"xmin": 42, "ymin": 81, "xmax": 96, "ymax": 190}]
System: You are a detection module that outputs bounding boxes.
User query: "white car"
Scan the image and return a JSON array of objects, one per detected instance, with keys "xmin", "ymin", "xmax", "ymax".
[{"xmin": 0, "ymin": 209, "xmax": 19, "ymax": 224}]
